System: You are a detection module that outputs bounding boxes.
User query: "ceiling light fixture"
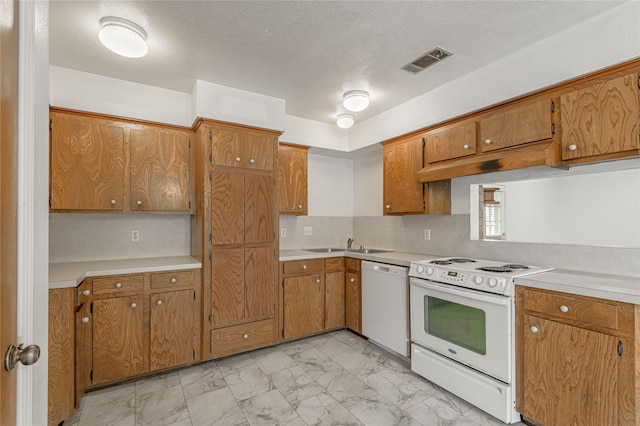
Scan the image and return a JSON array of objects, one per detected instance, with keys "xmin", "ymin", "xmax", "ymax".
[
  {"xmin": 336, "ymin": 113, "xmax": 355, "ymax": 129},
  {"xmin": 99, "ymin": 17, "xmax": 148, "ymax": 58},
  {"xmin": 342, "ymin": 90, "xmax": 370, "ymax": 112}
]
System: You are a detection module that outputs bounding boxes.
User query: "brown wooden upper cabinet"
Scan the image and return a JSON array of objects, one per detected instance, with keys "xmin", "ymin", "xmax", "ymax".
[
  {"xmin": 478, "ymin": 98, "xmax": 553, "ymax": 152},
  {"xmin": 50, "ymin": 111, "xmax": 125, "ymax": 211},
  {"xmin": 383, "ymin": 135, "xmax": 451, "ymax": 215},
  {"xmin": 424, "ymin": 119, "xmax": 477, "ymax": 163},
  {"xmin": 211, "ymin": 126, "xmax": 275, "ymax": 171},
  {"xmin": 559, "ymin": 71, "xmax": 640, "ymax": 161},
  {"xmin": 130, "ymin": 127, "xmax": 191, "ymax": 212},
  {"xmin": 277, "ymin": 143, "xmax": 308, "ymax": 215},
  {"xmin": 50, "ymin": 109, "xmax": 193, "ymax": 213}
]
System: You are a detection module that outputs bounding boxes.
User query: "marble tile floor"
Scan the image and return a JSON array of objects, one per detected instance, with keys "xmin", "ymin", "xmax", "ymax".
[{"xmin": 63, "ymin": 330, "xmax": 526, "ymax": 426}]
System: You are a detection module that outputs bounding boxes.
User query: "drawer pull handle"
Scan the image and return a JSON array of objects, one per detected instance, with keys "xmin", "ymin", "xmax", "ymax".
[
  {"xmin": 350, "ymin": 278, "xmax": 355, "ymax": 282},
  {"xmin": 82, "ymin": 290, "xmax": 90, "ymax": 296},
  {"xmin": 130, "ymin": 303, "xmax": 137, "ymax": 309},
  {"xmin": 530, "ymin": 326, "xmax": 538, "ymax": 333},
  {"xmin": 302, "ymin": 264, "xmax": 307, "ymax": 269},
  {"xmin": 156, "ymin": 300, "xmax": 163, "ymax": 306},
  {"xmin": 110, "ymin": 199, "xmax": 117, "ymax": 205},
  {"xmin": 559, "ymin": 305, "xmax": 569, "ymax": 313},
  {"xmin": 81, "ymin": 317, "xmax": 89, "ymax": 324},
  {"xmin": 170, "ymin": 277, "xmax": 177, "ymax": 283},
  {"xmin": 115, "ymin": 282, "xmax": 122, "ymax": 289},
  {"xmin": 243, "ymin": 334, "xmax": 249, "ymax": 339}
]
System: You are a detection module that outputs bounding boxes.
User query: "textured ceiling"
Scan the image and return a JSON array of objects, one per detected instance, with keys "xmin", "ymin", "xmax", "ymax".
[{"xmin": 49, "ymin": 1, "xmax": 624, "ymax": 124}]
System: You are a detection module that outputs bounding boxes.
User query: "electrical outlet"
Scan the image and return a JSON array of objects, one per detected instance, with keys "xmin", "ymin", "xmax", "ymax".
[
  {"xmin": 304, "ymin": 226, "xmax": 313, "ymax": 237},
  {"xmin": 423, "ymin": 229, "xmax": 431, "ymax": 240},
  {"xmin": 131, "ymin": 229, "xmax": 140, "ymax": 242},
  {"xmin": 280, "ymin": 228, "xmax": 287, "ymax": 238}
]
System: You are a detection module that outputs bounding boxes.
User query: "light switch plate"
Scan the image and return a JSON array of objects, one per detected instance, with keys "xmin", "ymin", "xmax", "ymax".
[
  {"xmin": 304, "ymin": 227, "xmax": 313, "ymax": 236},
  {"xmin": 280, "ymin": 228, "xmax": 287, "ymax": 238}
]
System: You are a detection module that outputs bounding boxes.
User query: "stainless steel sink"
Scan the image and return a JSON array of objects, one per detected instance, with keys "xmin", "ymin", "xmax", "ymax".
[
  {"xmin": 303, "ymin": 248, "xmax": 345, "ymax": 253},
  {"xmin": 348, "ymin": 248, "xmax": 392, "ymax": 254}
]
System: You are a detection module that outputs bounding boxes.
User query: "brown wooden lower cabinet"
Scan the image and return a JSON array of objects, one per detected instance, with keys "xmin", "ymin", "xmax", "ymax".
[
  {"xmin": 48, "ymin": 288, "xmax": 75, "ymax": 426},
  {"xmin": 516, "ymin": 286, "xmax": 640, "ymax": 426},
  {"xmin": 325, "ymin": 257, "xmax": 345, "ymax": 330},
  {"xmin": 345, "ymin": 258, "xmax": 362, "ymax": 333}
]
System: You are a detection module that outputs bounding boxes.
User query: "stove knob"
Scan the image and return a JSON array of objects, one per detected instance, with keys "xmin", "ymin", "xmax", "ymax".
[
  {"xmin": 426, "ymin": 267, "xmax": 434, "ymax": 276},
  {"xmin": 487, "ymin": 277, "xmax": 498, "ymax": 287},
  {"xmin": 416, "ymin": 266, "xmax": 425, "ymax": 274},
  {"xmin": 473, "ymin": 275, "xmax": 484, "ymax": 285}
]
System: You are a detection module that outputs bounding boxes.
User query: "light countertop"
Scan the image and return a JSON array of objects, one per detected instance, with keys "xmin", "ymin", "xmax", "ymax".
[
  {"xmin": 49, "ymin": 256, "xmax": 202, "ymax": 289},
  {"xmin": 279, "ymin": 249, "xmax": 441, "ymax": 267}
]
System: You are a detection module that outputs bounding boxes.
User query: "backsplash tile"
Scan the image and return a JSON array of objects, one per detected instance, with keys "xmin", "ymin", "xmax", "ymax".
[{"xmin": 278, "ymin": 216, "xmax": 353, "ymax": 250}]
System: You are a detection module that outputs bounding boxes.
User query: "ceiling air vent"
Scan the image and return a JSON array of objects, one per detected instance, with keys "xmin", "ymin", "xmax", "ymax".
[{"xmin": 401, "ymin": 47, "xmax": 452, "ymax": 74}]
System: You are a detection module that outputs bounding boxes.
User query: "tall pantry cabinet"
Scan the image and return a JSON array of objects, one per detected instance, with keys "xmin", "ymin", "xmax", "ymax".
[{"xmin": 192, "ymin": 120, "xmax": 281, "ymax": 360}]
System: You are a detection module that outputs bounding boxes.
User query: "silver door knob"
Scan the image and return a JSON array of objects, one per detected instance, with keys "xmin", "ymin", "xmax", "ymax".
[
  {"xmin": 136, "ymin": 200, "xmax": 142, "ymax": 206},
  {"xmin": 4, "ymin": 344, "xmax": 40, "ymax": 372},
  {"xmin": 156, "ymin": 300, "xmax": 163, "ymax": 306},
  {"xmin": 235, "ymin": 157, "xmax": 241, "ymax": 162},
  {"xmin": 170, "ymin": 277, "xmax": 177, "ymax": 283},
  {"xmin": 110, "ymin": 199, "xmax": 117, "ymax": 205},
  {"xmin": 484, "ymin": 139, "xmax": 491, "ymax": 145},
  {"xmin": 82, "ymin": 317, "xmax": 90, "ymax": 323},
  {"xmin": 115, "ymin": 282, "xmax": 122, "ymax": 289},
  {"xmin": 130, "ymin": 302, "xmax": 137, "ymax": 309},
  {"xmin": 530, "ymin": 326, "xmax": 539, "ymax": 333},
  {"xmin": 568, "ymin": 144, "xmax": 577, "ymax": 151},
  {"xmin": 559, "ymin": 305, "xmax": 569, "ymax": 313}
]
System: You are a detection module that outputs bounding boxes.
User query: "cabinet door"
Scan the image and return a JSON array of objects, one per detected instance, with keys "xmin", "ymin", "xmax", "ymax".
[
  {"xmin": 383, "ymin": 136, "xmax": 424, "ymax": 215},
  {"xmin": 92, "ymin": 295, "xmax": 145, "ymax": 384},
  {"xmin": 479, "ymin": 98, "xmax": 552, "ymax": 152},
  {"xmin": 345, "ymin": 271, "xmax": 361, "ymax": 333},
  {"xmin": 522, "ymin": 315, "xmax": 618, "ymax": 426},
  {"xmin": 560, "ymin": 72, "xmax": 640, "ymax": 160},
  {"xmin": 245, "ymin": 132, "xmax": 275, "ymax": 171},
  {"xmin": 283, "ymin": 275, "xmax": 324, "ymax": 339},
  {"xmin": 130, "ymin": 128, "xmax": 191, "ymax": 212},
  {"xmin": 277, "ymin": 144, "xmax": 308, "ymax": 215},
  {"xmin": 424, "ymin": 120, "xmax": 477, "ymax": 163},
  {"xmin": 325, "ymin": 271, "xmax": 345, "ymax": 329},
  {"xmin": 149, "ymin": 289, "xmax": 195, "ymax": 371},
  {"xmin": 211, "ymin": 248, "xmax": 245, "ymax": 326},
  {"xmin": 211, "ymin": 170, "xmax": 244, "ymax": 245},
  {"xmin": 244, "ymin": 173, "xmax": 275, "ymax": 244},
  {"xmin": 245, "ymin": 247, "xmax": 275, "ymax": 320},
  {"xmin": 48, "ymin": 288, "xmax": 75, "ymax": 426},
  {"xmin": 211, "ymin": 127, "xmax": 243, "ymax": 168},
  {"xmin": 50, "ymin": 115, "xmax": 125, "ymax": 211}
]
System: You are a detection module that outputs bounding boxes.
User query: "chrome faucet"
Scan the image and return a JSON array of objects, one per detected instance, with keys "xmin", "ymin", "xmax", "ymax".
[{"xmin": 347, "ymin": 238, "xmax": 354, "ymax": 251}]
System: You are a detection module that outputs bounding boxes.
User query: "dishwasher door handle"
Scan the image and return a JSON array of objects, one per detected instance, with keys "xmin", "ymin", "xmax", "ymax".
[{"xmin": 373, "ymin": 265, "xmax": 390, "ymax": 273}]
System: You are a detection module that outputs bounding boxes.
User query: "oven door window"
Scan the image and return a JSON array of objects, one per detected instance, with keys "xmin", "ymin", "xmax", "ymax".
[{"xmin": 425, "ymin": 296, "xmax": 486, "ymax": 355}]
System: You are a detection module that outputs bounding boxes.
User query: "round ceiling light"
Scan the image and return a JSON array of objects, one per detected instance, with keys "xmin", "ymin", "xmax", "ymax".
[
  {"xmin": 336, "ymin": 113, "xmax": 355, "ymax": 129},
  {"xmin": 342, "ymin": 90, "xmax": 370, "ymax": 112},
  {"xmin": 99, "ymin": 17, "xmax": 148, "ymax": 58}
]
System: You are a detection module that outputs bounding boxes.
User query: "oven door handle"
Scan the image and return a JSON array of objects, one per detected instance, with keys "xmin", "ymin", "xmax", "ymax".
[{"xmin": 410, "ymin": 277, "xmax": 510, "ymax": 307}]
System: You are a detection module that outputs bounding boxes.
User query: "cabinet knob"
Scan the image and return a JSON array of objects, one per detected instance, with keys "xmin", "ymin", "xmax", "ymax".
[
  {"xmin": 130, "ymin": 302, "xmax": 137, "ymax": 309},
  {"xmin": 110, "ymin": 199, "xmax": 117, "ymax": 205},
  {"xmin": 81, "ymin": 317, "xmax": 89, "ymax": 324},
  {"xmin": 530, "ymin": 326, "xmax": 538, "ymax": 333},
  {"xmin": 156, "ymin": 300, "xmax": 163, "ymax": 306},
  {"xmin": 385, "ymin": 204, "xmax": 391, "ymax": 209},
  {"xmin": 350, "ymin": 278, "xmax": 355, "ymax": 282},
  {"xmin": 170, "ymin": 277, "xmax": 177, "ymax": 283},
  {"xmin": 559, "ymin": 305, "xmax": 569, "ymax": 313},
  {"xmin": 250, "ymin": 159, "xmax": 255, "ymax": 164},
  {"xmin": 463, "ymin": 144, "xmax": 469, "ymax": 149},
  {"xmin": 568, "ymin": 144, "xmax": 577, "ymax": 151},
  {"xmin": 298, "ymin": 204, "xmax": 303, "ymax": 209},
  {"xmin": 243, "ymin": 333, "xmax": 249, "ymax": 339},
  {"xmin": 302, "ymin": 264, "xmax": 307, "ymax": 269},
  {"xmin": 235, "ymin": 157, "xmax": 241, "ymax": 162},
  {"xmin": 115, "ymin": 282, "xmax": 122, "ymax": 289},
  {"xmin": 484, "ymin": 139, "xmax": 491, "ymax": 145},
  {"xmin": 316, "ymin": 278, "xmax": 320, "ymax": 283},
  {"xmin": 82, "ymin": 290, "xmax": 90, "ymax": 296},
  {"xmin": 136, "ymin": 200, "xmax": 142, "ymax": 206}
]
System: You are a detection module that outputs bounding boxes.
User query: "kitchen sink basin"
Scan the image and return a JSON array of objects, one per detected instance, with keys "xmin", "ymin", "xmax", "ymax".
[
  {"xmin": 348, "ymin": 249, "xmax": 392, "ymax": 254},
  {"xmin": 303, "ymin": 248, "xmax": 345, "ymax": 253}
]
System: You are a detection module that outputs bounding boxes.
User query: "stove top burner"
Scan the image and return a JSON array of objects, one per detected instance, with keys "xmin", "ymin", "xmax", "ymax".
[
  {"xmin": 448, "ymin": 258, "xmax": 476, "ymax": 263},
  {"xmin": 476, "ymin": 266, "xmax": 513, "ymax": 273},
  {"xmin": 502, "ymin": 264, "xmax": 530, "ymax": 270}
]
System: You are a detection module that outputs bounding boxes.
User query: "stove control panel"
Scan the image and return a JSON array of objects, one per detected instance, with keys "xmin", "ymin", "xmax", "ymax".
[{"xmin": 409, "ymin": 264, "xmax": 510, "ymax": 295}]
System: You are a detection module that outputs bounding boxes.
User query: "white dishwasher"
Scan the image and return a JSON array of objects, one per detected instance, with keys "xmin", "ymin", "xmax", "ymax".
[{"xmin": 361, "ymin": 261, "xmax": 409, "ymax": 357}]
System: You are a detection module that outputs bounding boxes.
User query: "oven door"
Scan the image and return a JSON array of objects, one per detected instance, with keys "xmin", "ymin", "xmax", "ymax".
[{"xmin": 410, "ymin": 277, "xmax": 512, "ymax": 383}]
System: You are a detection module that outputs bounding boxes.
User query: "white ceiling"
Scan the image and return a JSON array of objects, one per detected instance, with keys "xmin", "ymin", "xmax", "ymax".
[{"xmin": 49, "ymin": 1, "xmax": 624, "ymax": 125}]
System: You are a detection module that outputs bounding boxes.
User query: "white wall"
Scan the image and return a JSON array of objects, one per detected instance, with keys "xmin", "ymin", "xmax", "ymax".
[
  {"xmin": 307, "ymin": 153, "xmax": 353, "ymax": 216},
  {"xmin": 281, "ymin": 115, "xmax": 348, "ymax": 151}
]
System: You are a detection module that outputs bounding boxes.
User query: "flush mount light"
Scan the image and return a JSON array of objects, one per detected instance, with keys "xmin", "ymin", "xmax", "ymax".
[
  {"xmin": 336, "ymin": 113, "xmax": 355, "ymax": 129},
  {"xmin": 342, "ymin": 90, "xmax": 370, "ymax": 112},
  {"xmin": 99, "ymin": 17, "xmax": 148, "ymax": 58}
]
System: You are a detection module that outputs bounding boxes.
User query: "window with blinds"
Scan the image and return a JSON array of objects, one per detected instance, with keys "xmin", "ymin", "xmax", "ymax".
[{"xmin": 480, "ymin": 186, "xmax": 505, "ymax": 240}]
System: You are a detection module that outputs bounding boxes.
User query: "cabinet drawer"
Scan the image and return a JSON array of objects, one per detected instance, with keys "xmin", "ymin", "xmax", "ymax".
[
  {"xmin": 210, "ymin": 319, "xmax": 274, "ymax": 358},
  {"xmin": 93, "ymin": 275, "xmax": 144, "ymax": 296},
  {"xmin": 151, "ymin": 270, "xmax": 195, "ymax": 289},
  {"xmin": 325, "ymin": 257, "xmax": 345, "ymax": 272},
  {"xmin": 523, "ymin": 289, "xmax": 619, "ymax": 330},
  {"xmin": 282, "ymin": 259, "xmax": 323, "ymax": 275},
  {"xmin": 345, "ymin": 258, "xmax": 360, "ymax": 271}
]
